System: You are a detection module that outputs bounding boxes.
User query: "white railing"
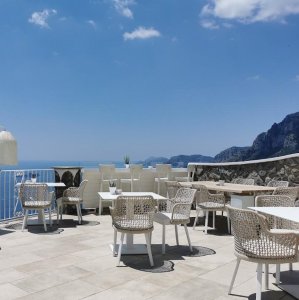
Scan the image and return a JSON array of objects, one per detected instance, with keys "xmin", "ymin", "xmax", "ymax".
[{"xmin": 0, "ymin": 169, "xmax": 55, "ymax": 221}]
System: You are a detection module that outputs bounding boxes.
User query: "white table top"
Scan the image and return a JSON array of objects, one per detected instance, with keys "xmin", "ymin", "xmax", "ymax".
[
  {"xmin": 180, "ymin": 181, "xmax": 275, "ymax": 194},
  {"xmin": 249, "ymin": 207, "xmax": 299, "ymax": 223},
  {"xmin": 16, "ymin": 182, "xmax": 66, "ymax": 187},
  {"xmin": 98, "ymin": 192, "xmax": 166, "ymax": 200}
]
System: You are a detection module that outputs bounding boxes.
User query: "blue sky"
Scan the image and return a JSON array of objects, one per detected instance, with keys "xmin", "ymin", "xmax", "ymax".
[{"xmin": 0, "ymin": 0, "xmax": 299, "ymax": 162}]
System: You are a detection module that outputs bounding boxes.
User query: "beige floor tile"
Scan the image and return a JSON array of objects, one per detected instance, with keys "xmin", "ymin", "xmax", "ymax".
[{"xmin": 0, "ymin": 283, "xmax": 28, "ymax": 300}]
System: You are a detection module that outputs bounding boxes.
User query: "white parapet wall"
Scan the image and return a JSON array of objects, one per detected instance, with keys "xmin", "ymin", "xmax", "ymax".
[{"xmin": 82, "ymin": 167, "xmax": 188, "ymax": 209}]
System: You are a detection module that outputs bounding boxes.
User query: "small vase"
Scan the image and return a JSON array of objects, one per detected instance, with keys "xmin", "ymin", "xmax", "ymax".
[{"xmin": 109, "ymin": 187, "xmax": 116, "ymax": 195}]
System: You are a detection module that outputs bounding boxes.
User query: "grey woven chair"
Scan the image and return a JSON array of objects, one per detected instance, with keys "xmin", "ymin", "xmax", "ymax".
[
  {"xmin": 267, "ymin": 180, "xmax": 289, "ymax": 187},
  {"xmin": 99, "ymin": 164, "xmax": 118, "ymax": 192},
  {"xmin": 154, "ymin": 164, "xmax": 172, "ymax": 195},
  {"xmin": 56, "ymin": 180, "xmax": 88, "ymax": 224},
  {"xmin": 120, "ymin": 164, "xmax": 143, "ymax": 192},
  {"xmin": 192, "ymin": 184, "xmax": 229, "ymax": 234},
  {"xmin": 110, "ymin": 195, "xmax": 156, "ymax": 266},
  {"xmin": 227, "ymin": 205, "xmax": 298, "ymax": 300},
  {"xmin": 272, "ymin": 186, "xmax": 298, "ymax": 201},
  {"xmin": 154, "ymin": 188, "xmax": 197, "ymax": 254},
  {"xmin": 19, "ymin": 183, "xmax": 54, "ymax": 231},
  {"xmin": 232, "ymin": 178, "xmax": 255, "ymax": 185}
]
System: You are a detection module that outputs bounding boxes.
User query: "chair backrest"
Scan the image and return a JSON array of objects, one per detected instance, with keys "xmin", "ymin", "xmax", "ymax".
[
  {"xmin": 129, "ymin": 164, "xmax": 143, "ymax": 180},
  {"xmin": 232, "ymin": 178, "xmax": 255, "ymax": 185},
  {"xmin": 174, "ymin": 188, "xmax": 197, "ymax": 204},
  {"xmin": 267, "ymin": 180, "xmax": 289, "ymax": 187},
  {"xmin": 228, "ymin": 205, "xmax": 298, "ymax": 260},
  {"xmin": 165, "ymin": 181, "xmax": 181, "ymax": 199},
  {"xmin": 272, "ymin": 187, "xmax": 298, "ymax": 201},
  {"xmin": 255, "ymin": 194, "xmax": 294, "ymax": 229},
  {"xmin": 111, "ymin": 195, "xmax": 156, "ymax": 230},
  {"xmin": 156, "ymin": 164, "xmax": 172, "ymax": 179},
  {"xmin": 19, "ymin": 183, "xmax": 48, "ymax": 206},
  {"xmin": 99, "ymin": 164, "xmax": 116, "ymax": 180}
]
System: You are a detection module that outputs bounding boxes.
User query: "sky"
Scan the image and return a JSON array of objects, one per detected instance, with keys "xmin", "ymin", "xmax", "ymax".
[{"xmin": 0, "ymin": 0, "xmax": 299, "ymax": 162}]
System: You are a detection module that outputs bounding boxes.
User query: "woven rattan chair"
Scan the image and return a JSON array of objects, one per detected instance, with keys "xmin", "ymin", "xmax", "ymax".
[
  {"xmin": 99, "ymin": 164, "xmax": 118, "ymax": 192},
  {"xmin": 110, "ymin": 195, "xmax": 156, "ymax": 266},
  {"xmin": 56, "ymin": 180, "xmax": 88, "ymax": 224},
  {"xmin": 232, "ymin": 178, "xmax": 255, "ymax": 185},
  {"xmin": 267, "ymin": 180, "xmax": 289, "ymax": 187},
  {"xmin": 227, "ymin": 205, "xmax": 298, "ymax": 300},
  {"xmin": 120, "ymin": 164, "xmax": 143, "ymax": 192},
  {"xmin": 193, "ymin": 184, "xmax": 229, "ymax": 234},
  {"xmin": 154, "ymin": 164, "xmax": 172, "ymax": 195},
  {"xmin": 19, "ymin": 183, "xmax": 54, "ymax": 232},
  {"xmin": 272, "ymin": 186, "xmax": 298, "ymax": 201},
  {"xmin": 154, "ymin": 188, "xmax": 196, "ymax": 254}
]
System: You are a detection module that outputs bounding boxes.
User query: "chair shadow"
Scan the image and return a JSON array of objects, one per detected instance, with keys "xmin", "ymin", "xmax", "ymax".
[{"xmin": 0, "ymin": 228, "xmax": 15, "ymax": 236}]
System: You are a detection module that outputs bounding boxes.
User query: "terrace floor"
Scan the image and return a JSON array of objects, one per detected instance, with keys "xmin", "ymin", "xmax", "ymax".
[{"xmin": 0, "ymin": 211, "xmax": 296, "ymax": 300}]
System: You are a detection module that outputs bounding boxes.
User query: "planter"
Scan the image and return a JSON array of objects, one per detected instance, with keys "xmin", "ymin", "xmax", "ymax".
[
  {"xmin": 109, "ymin": 187, "xmax": 117, "ymax": 195},
  {"xmin": 125, "ymin": 164, "xmax": 130, "ymax": 169}
]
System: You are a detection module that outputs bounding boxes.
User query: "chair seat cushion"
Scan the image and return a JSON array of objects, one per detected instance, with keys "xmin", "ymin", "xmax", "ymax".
[
  {"xmin": 120, "ymin": 179, "xmax": 140, "ymax": 183},
  {"xmin": 153, "ymin": 212, "xmax": 189, "ymax": 225},
  {"xmin": 23, "ymin": 201, "xmax": 51, "ymax": 208},
  {"xmin": 61, "ymin": 197, "xmax": 82, "ymax": 204},
  {"xmin": 154, "ymin": 177, "xmax": 169, "ymax": 182},
  {"xmin": 198, "ymin": 202, "xmax": 225, "ymax": 209}
]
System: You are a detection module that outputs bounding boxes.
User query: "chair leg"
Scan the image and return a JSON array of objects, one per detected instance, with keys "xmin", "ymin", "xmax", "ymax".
[
  {"xmin": 289, "ymin": 263, "xmax": 293, "ymax": 271},
  {"xmin": 157, "ymin": 181, "xmax": 160, "ymax": 195},
  {"xmin": 76, "ymin": 204, "xmax": 81, "ymax": 224},
  {"xmin": 228, "ymin": 258, "xmax": 241, "ymax": 294},
  {"xmin": 265, "ymin": 263, "xmax": 269, "ymax": 290},
  {"xmin": 41, "ymin": 210, "xmax": 47, "ymax": 232},
  {"xmin": 113, "ymin": 228, "xmax": 117, "ymax": 257},
  {"xmin": 145, "ymin": 233, "xmax": 154, "ymax": 267},
  {"xmin": 193, "ymin": 209, "xmax": 199, "ymax": 230},
  {"xmin": 162, "ymin": 224, "xmax": 166, "ymax": 254},
  {"xmin": 117, "ymin": 232, "xmax": 125, "ymax": 266},
  {"xmin": 184, "ymin": 224, "xmax": 192, "ymax": 252},
  {"xmin": 175, "ymin": 225, "xmax": 179, "ymax": 246},
  {"xmin": 60, "ymin": 203, "xmax": 63, "ymax": 221},
  {"xmin": 22, "ymin": 210, "xmax": 28, "ymax": 231},
  {"xmin": 212, "ymin": 211, "xmax": 215, "ymax": 229},
  {"xmin": 49, "ymin": 207, "xmax": 52, "ymax": 227},
  {"xmin": 276, "ymin": 264, "xmax": 280, "ymax": 285},
  {"xmin": 256, "ymin": 263, "xmax": 263, "ymax": 300},
  {"xmin": 227, "ymin": 213, "xmax": 231, "ymax": 234},
  {"xmin": 205, "ymin": 211, "xmax": 209, "ymax": 234}
]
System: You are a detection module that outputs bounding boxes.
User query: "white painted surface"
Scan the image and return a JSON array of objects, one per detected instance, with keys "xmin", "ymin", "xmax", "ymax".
[
  {"xmin": 231, "ymin": 195, "xmax": 255, "ymax": 209},
  {"xmin": 249, "ymin": 207, "xmax": 299, "ymax": 223}
]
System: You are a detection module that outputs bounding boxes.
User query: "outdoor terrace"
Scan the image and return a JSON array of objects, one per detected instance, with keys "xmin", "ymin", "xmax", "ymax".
[{"xmin": 0, "ymin": 211, "xmax": 295, "ymax": 300}]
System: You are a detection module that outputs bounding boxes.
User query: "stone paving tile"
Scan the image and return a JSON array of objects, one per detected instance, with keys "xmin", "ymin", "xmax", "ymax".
[{"xmin": 0, "ymin": 282, "xmax": 28, "ymax": 300}]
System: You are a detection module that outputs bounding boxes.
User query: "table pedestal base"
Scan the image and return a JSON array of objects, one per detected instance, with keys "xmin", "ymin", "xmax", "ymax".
[{"xmin": 230, "ymin": 195, "xmax": 254, "ymax": 209}]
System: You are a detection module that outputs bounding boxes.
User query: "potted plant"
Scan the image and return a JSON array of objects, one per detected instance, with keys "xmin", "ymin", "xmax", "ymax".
[
  {"xmin": 109, "ymin": 180, "xmax": 117, "ymax": 194},
  {"xmin": 124, "ymin": 155, "xmax": 130, "ymax": 168},
  {"xmin": 31, "ymin": 173, "xmax": 37, "ymax": 183}
]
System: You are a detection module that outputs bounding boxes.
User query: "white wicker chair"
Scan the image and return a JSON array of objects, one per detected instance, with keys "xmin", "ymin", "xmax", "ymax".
[
  {"xmin": 272, "ymin": 186, "xmax": 298, "ymax": 201},
  {"xmin": 99, "ymin": 164, "xmax": 118, "ymax": 192},
  {"xmin": 19, "ymin": 183, "xmax": 54, "ymax": 232},
  {"xmin": 154, "ymin": 164, "xmax": 172, "ymax": 195},
  {"xmin": 120, "ymin": 164, "xmax": 143, "ymax": 192},
  {"xmin": 154, "ymin": 188, "xmax": 197, "ymax": 254},
  {"xmin": 193, "ymin": 184, "xmax": 229, "ymax": 234},
  {"xmin": 232, "ymin": 178, "xmax": 255, "ymax": 185},
  {"xmin": 267, "ymin": 180, "xmax": 289, "ymax": 187},
  {"xmin": 56, "ymin": 180, "xmax": 88, "ymax": 224},
  {"xmin": 110, "ymin": 195, "xmax": 156, "ymax": 266},
  {"xmin": 227, "ymin": 205, "xmax": 298, "ymax": 300}
]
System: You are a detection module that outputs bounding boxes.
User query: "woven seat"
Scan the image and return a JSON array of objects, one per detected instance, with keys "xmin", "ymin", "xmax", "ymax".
[
  {"xmin": 19, "ymin": 183, "xmax": 54, "ymax": 232},
  {"xmin": 56, "ymin": 180, "xmax": 88, "ymax": 225},
  {"xmin": 110, "ymin": 195, "xmax": 156, "ymax": 266},
  {"xmin": 192, "ymin": 184, "xmax": 229, "ymax": 234},
  {"xmin": 154, "ymin": 188, "xmax": 196, "ymax": 254},
  {"xmin": 267, "ymin": 180, "xmax": 289, "ymax": 187},
  {"xmin": 227, "ymin": 205, "xmax": 298, "ymax": 300}
]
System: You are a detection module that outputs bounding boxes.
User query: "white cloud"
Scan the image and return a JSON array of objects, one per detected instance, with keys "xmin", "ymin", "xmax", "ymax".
[
  {"xmin": 28, "ymin": 9, "xmax": 57, "ymax": 28},
  {"xmin": 201, "ymin": 19, "xmax": 219, "ymax": 30},
  {"xmin": 123, "ymin": 27, "xmax": 161, "ymax": 41},
  {"xmin": 200, "ymin": 0, "xmax": 299, "ymax": 28},
  {"xmin": 247, "ymin": 74, "xmax": 261, "ymax": 80},
  {"xmin": 87, "ymin": 20, "xmax": 97, "ymax": 29},
  {"xmin": 112, "ymin": 0, "xmax": 135, "ymax": 19}
]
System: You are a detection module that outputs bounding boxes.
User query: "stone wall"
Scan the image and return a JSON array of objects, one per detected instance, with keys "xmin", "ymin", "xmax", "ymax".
[{"xmin": 189, "ymin": 153, "xmax": 299, "ymax": 186}]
